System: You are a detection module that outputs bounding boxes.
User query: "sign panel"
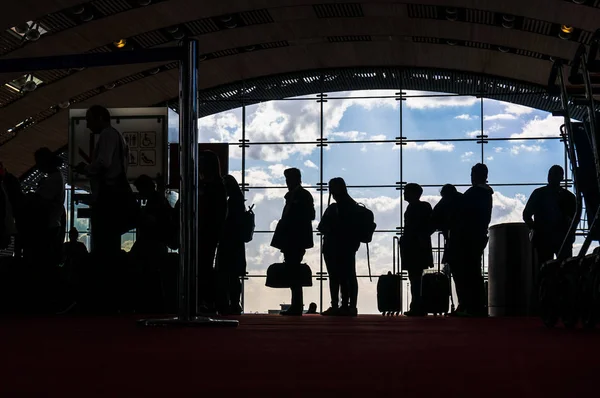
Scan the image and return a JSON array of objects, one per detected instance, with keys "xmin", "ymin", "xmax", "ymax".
[
  {"xmin": 168, "ymin": 143, "xmax": 229, "ymax": 189},
  {"xmin": 68, "ymin": 107, "xmax": 169, "ymax": 188}
]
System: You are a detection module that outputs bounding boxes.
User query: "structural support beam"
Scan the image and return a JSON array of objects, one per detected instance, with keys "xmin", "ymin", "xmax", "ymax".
[
  {"xmin": 0, "ymin": 47, "xmax": 183, "ymax": 73},
  {"xmin": 139, "ymin": 40, "xmax": 237, "ymax": 327}
]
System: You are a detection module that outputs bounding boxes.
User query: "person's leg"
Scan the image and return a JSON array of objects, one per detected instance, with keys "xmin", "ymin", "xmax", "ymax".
[
  {"xmin": 324, "ymin": 252, "xmax": 340, "ymax": 310},
  {"xmin": 198, "ymin": 240, "xmax": 218, "ymax": 313},
  {"xmin": 229, "ymin": 273, "xmax": 242, "ymax": 314},
  {"xmin": 462, "ymin": 248, "xmax": 487, "ymax": 316},
  {"xmin": 284, "ymin": 249, "xmax": 305, "ymax": 315},
  {"xmin": 347, "ymin": 251, "xmax": 358, "ymax": 315},
  {"xmin": 407, "ymin": 268, "xmax": 424, "ymax": 315}
]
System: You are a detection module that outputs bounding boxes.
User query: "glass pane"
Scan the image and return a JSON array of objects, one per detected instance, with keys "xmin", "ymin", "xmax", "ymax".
[
  {"xmin": 402, "ymin": 91, "xmax": 480, "ymax": 140},
  {"xmin": 245, "ymin": 143, "xmax": 320, "ymax": 188},
  {"xmin": 345, "ymin": 187, "xmax": 401, "ymax": 231},
  {"xmin": 324, "ymin": 90, "xmax": 399, "ymax": 142},
  {"xmin": 324, "ymin": 142, "xmax": 399, "ymax": 186},
  {"xmin": 486, "ymin": 138, "xmax": 564, "ymax": 185},
  {"xmin": 168, "ymin": 106, "xmax": 243, "ymax": 144},
  {"xmin": 244, "ymin": 98, "xmax": 319, "ymax": 143},
  {"xmin": 402, "ymin": 140, "xmax": 481, "ymax": 186}
]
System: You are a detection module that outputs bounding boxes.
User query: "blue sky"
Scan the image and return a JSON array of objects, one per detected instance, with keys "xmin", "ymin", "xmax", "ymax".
[{"xmin": 166, "ymin": 90, "xmax": 573, "ymax": 313}]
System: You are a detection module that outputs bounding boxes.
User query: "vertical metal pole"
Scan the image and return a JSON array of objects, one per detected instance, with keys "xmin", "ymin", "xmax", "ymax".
[
  {"xmin": 319, "ymin": 91, "xmax": 324, "ymax": 313},
  {"xmin": 480, "ymin": 97, "xmax": 485, "ymax": 164},
  {"xmin": 177, "ymin": 39, "xmax": 199, "ymax": 321},
  {"xmin": 241, "ymin": 102, "xmax": 246, "ymax": 312}
]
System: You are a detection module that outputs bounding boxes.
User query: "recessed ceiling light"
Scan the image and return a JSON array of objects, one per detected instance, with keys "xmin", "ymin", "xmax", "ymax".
[
  {"xmin": 113, "ymin": 39, "xmax": 127, "ymax": 48},
  {"xmin": 561, "ymin": 25, "xmax": 574, "ymax": 34},
  {"xmin": 498, "ymin": 46, "xmax": 510, "ymax": 53}
]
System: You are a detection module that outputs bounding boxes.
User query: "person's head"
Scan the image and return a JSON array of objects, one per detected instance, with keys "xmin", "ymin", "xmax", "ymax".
[
  {"xmin": 440, "ymin": 184, "xmax": 458, "ymax": 198},
  {"xmin": 69, "ymin": 227, "xmax": 79, "ymax": 242},
  {"xmin": 223, "ymin": 174, "xmax": 243, "ymax": 197},
  {"xmin": 404, "ymin": 183, "xmax": 423, "ymax": 203},
  {"xmin": 34, "ymin": 147, "xmax": 62, "ymax": 173},
  {"xmin": 198, "ymin": 150, "xmax": 221, "ymax": 181},
  {"xmin": 284, "ymin": 168, "xmax": 302, "ymax": 191},
  {"xmin": 85, "ymin": 105, "xmax": 111, "ymax": 134},
  {"xmin": 329, "ymin": 177, "xmax": 348, "ymax": 201},
  {"xmin": 471, "ymin": 163, "xmax": 488, "ymax": 186},
  {"xmin": 307, "ymin": 302, "xmax": 317, "ymax": 313},
  {"xmin": 134, "ymin": 174, "xmax": 156, "ymax": 198},
  {"xmin": 548, "ymin": 165, "xmax": 564, "ymax": 186}
]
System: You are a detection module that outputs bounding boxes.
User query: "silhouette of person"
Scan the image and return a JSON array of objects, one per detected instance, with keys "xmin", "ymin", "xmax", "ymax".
[
  {"xmin": 62, "ymin": 227, "xmax": 89, "ymax": 267},
  {"xmin": 132, "ymin": 175, "xmax": 172, "ymax": 253},
  {"xmin": 319, "ymin": 177, "xmax": 360, "ymax": 316},
  {"xmin": 401, "ymin": 183, "xmax": 434, "ymax": 316},
  {"xmin": 271, "ymin": 168, "xmax": 315, "ymax": 316},
  {"xmin": 215, "ymin": 175, "xmax": 247, "ymax": 315},
  {"xmin": 432, "ymin": 184, "xmax": 463, "ymax": 274},
  {"xmin": 306, "ymin": 302, "xmax": 318, "ymax": 314},
  {"xmin": 31, "ymin": 148, "xmax": 66, "ymax": 268},
  {"xmin": 57, "ymin": 227, "xmax": 89, "ymax": 314},
  {"xmin": 75, "ymin": 105, "xmax": 130, "ymax": 258},
  {"xmin": 523, "ymin": 165, "xmax": 576, "ymax": 266},
  {"xmin": 197, "ymin": 150, "xmax": 227, "ymax": 314},
  {"xmin": 451, "ymin": 163, "xmax": 493, "ymax": 317}
]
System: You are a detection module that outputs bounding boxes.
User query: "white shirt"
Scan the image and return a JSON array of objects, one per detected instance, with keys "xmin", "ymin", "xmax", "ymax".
[
  {"xmin": 86, "ymin": 126, "xmax": 129, "ymax": 185},
  {"xmin": 36, "ymin": 171, "xmax": 65, "ymax": 228}
]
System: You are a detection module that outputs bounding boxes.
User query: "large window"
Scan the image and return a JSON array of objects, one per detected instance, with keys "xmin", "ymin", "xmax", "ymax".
[{"xmin": 168, "ymin": 89, "xmax": 571, "ymax": 314}]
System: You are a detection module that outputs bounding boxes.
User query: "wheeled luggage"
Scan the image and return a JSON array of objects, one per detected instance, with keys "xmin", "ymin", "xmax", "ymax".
[
  {"xmin": 377, "ymin": 237, "xmax": 403, "ymax": 315},
  {"xmin": 421, "ymin": 233, "xmax": 450, "ymax": 316}
]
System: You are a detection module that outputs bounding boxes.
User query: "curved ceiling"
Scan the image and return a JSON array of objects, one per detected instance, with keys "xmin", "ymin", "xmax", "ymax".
[{"xmin": 0, "ymin": 0, "xmax": 599, "ymax": 176}]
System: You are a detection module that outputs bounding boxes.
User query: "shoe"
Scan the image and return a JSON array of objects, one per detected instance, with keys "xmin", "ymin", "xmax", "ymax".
[
  {"xmin": 340, "ymin": 307, "xmax": 358, "ymax": 317},
  {"xmin": 405, "ymin": 310, "xmax": 426, "ymax": 317},
  {"xmin": 321, "ymin": 307, "xmax": 340, "ymax": 316},
  {"xmin": 281, "ymin": 307, "xmax": 303, "ymax": 316}
]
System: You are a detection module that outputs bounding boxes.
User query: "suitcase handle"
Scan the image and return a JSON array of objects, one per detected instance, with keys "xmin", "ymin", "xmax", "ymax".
[{"xmin": 393, "ymin": 236, "xmax": 399, "ymax": 274}]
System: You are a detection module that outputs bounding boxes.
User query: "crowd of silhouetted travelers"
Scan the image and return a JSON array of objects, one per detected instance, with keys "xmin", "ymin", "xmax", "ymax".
[{"xmin": 0, "ymin": 104, "xmax": 575, "ymax": 318}]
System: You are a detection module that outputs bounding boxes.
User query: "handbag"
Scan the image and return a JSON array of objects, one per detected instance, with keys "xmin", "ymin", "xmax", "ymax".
[{"xmin": 265, "ymin": 263, "xmax": 313, "ymax": 288}]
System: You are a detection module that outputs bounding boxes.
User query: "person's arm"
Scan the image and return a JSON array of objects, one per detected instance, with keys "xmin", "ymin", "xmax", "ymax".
[
  {"xmin": 522, "ymin": 190, "xmax": 538, "ymax": 229},
  {"xmin": 85, "ymin": 131, "xmax": 116, "ymax": 176}
]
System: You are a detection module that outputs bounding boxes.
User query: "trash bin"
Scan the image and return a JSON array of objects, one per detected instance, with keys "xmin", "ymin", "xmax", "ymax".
[{"xmin": 488, "ymin": 222, "xmax": 534, "ymax": 316}]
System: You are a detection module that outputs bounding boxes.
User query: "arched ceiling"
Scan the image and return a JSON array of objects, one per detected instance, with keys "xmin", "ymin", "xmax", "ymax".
[{"xmin": 0, "ymin": 0, "xmax": 599, "ymax": 176}]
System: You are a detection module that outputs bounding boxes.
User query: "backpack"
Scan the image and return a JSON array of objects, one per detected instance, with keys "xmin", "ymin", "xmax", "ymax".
[
  {"xmin": 353, "ymin": 203, "xmax": 377, "ymax": 243},
  {"xmin": 241, "ymin": 204, "xmax": 255, "ymax": 243}
]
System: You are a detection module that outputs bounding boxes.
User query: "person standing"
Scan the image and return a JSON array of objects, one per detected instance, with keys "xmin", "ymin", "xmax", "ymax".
[
  {"xmin": 216, "ymin": 175, "xmax": 247, "ymax": 315},
  {"xmin": 451, "ymin": 163, "xmax": 493, "ymax": 317},
  {"xmin": 319, "ymin": 177, "xmax": 360, "ymax": 316},
  {"xmin": 401, "ymin": 183, "xmax": 434, "ymax": 316},
  {"xmin": 271, "ymin": 168, "xmax": 315, "ymax": 316},
  {"xmin": 75, "ymin": 105, "xmax": 133, "ymax": 258},
  {"xmin": 523, "ymin": 165, "xmax": 576, "ymax": 266}
]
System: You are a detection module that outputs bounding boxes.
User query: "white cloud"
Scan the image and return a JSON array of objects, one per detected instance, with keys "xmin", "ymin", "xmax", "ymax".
[
  {"xmin": 504, "ymin": 103, "xmax": 534, "ymax": 116},
  {"xmin": 494, "ymin": 147, "xmax": 504, "ymax": 153},
  {"xmin": 370, "ymin": 134, "xmax": 386, "ymax": 141},
  {"xmin": 465, "ymin": 123, "xmax": 504, "ymax": 138},
  {"xmin": 304, "ymin": 160, "xmax": 318, "ymax": 169},
  {"xmin": 487, "ymin": 156, "xmax": 494, "ymax": 161},
  {"xmin": 484, "ymin": 114, "xmax": 517, "ymax": 121},
  {"xmin": 330, "ymin": 131, "xmax": 367, "ymax": 141},
  {"xmin": 510, "ymin": 144, "xmax": 543, "ymax": 155},
  {"xmin": 461, "ymin": 151, "xmax": 475, "ymax": 162},
  {"xmin": 510, "ymin": 114, "xmax": 564, "ymax": 139},
  {"xmin": 402, "ymin": 142, "xmax": 455, "ymax": 152},
  {"xmin": 404, "ymin": 91, "xmax": 478, "ymax": 109},
  {"xmin": 455, "ymin": 114, "xmax": 477, "ymax": 120}
]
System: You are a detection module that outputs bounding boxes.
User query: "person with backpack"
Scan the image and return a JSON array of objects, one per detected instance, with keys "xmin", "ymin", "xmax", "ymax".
[
  {"xmin": 319, "ymin": 178, "xmax": 361, "ymax": 316},
  {"xmin": 216, "ymin": 175, "xmax": 248, "ymax": 315},
  {"xmin": 401, "ymin": 183, "xmax": 434, "ymax": 316}
]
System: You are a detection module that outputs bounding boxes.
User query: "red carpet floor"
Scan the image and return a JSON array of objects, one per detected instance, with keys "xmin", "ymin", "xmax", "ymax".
[{"xmin": 0, "ymin": 315, "xmax": 598, "ymax": 397}]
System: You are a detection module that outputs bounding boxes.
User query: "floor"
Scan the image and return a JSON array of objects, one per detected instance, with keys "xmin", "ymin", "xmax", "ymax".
[{"xmin": 0, "ymin": 315, "xmax": 598, "ymax": 397}]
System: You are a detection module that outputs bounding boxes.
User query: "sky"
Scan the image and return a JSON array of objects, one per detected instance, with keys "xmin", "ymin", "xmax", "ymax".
[{"xmin": 162, "ymin": 90, "xmax": 576, "ymax": 314}]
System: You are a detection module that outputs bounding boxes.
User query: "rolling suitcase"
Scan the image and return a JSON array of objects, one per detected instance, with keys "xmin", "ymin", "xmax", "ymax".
[
  {"xmin": 377, "ymin": 237, "xmax": 403, "ymax": 316},
  {"xmin": 421, "ymin": 233, "xmax": 450, "ymax": 316}
]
